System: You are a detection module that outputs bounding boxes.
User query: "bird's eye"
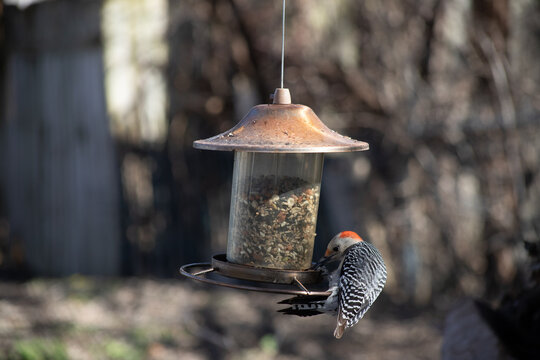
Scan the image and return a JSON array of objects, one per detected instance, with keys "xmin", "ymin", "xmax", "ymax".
[{"xmin": 333, "ymin": 246, "xmax": 339, "ymax": 252}]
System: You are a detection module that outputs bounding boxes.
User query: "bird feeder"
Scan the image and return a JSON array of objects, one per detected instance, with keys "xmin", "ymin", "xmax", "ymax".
[
  {"xmin": 180, "ymin": 88, "xmax": 369, "ymax": 295},
  {"xmin": 180, "ymin": 0, "xmax": 368, "ymax": 294}
]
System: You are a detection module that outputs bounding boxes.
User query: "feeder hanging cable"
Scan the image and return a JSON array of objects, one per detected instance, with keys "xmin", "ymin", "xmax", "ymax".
[
  {"xmin": 280, "ymin": 0, "xmax": 286, "ymax": 89},
  {"xmin": 272, "ymin": 0, "xmax": 291, "ymax": 104}
]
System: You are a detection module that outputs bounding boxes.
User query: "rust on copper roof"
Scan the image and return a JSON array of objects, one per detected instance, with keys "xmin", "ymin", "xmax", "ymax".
[{"xmin": 193, "ymin": 103, "xmax": 369, "ymax": 153}]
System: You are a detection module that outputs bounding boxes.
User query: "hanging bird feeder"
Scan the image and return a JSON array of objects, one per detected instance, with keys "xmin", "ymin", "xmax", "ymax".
[
  {"xmin": 180, "ymin": 1, "xmax": 369, "ymax": 295},
  {"xmin": 180, "ymin": 88, "xmax": 368, "ymax": 294}
]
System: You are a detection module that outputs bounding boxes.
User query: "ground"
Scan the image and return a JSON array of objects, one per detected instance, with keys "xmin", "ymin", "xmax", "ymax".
[{"xmin": 0, "ymin": 277, "xmax": 442, "ymax": 360}]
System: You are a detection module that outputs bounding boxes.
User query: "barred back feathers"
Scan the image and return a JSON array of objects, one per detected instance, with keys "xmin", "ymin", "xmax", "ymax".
[{"xmin": 278, "ymin": 231, "xmax": 387, "ymax": 339}]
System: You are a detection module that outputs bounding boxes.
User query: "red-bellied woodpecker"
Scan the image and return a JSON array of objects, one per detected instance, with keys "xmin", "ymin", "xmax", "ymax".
[{"xmin": 278, "ymin": 231, "xmax": 387, "ymax": 338}]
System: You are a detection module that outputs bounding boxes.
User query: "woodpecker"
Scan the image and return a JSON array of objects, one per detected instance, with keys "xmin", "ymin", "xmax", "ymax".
[{"xmin": 278, "ymin": 231, "xmax": 387, "ymax": 338}]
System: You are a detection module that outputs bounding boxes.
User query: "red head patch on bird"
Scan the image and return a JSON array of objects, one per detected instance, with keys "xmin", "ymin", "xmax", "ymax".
[{"xmin": 339, "ymin": 231, "xmax": 363, "ymax": 241}]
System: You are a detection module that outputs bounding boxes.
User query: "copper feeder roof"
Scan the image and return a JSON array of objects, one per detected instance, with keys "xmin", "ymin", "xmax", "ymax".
[{"xmin": 193, "ymin": 88, "xmax": 369, "ymax": 153}]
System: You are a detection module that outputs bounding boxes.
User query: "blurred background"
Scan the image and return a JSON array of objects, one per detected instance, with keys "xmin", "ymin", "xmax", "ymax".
[{"xmin": 1, "ymin": 0, "xmax": 539, "ymax": 359}]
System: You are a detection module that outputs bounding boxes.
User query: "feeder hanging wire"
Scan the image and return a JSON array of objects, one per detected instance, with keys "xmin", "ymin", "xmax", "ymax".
[{"xmin": 281, "ymin": 0, "xmax": 286, "ymax": 89}]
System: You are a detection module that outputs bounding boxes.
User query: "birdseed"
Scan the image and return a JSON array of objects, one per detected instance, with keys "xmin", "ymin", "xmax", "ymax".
[{"xmin": 227, "ymin": 175, "xmax": 320, "ymax": 270}]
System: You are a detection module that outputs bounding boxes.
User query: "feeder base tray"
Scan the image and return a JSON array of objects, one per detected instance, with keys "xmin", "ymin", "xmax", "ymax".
[{"xmin": 180, "ymin": 254, "xmax": 331, "ymax": 296}]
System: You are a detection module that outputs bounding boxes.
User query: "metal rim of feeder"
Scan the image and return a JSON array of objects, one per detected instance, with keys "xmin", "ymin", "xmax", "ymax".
[
  {"xmin": 180, "ymin": 255, "xmax": 332, "ymax": 296},
  {"xmin": 211, "ymin": 253, "xmax": 321, "ymax": 284}
]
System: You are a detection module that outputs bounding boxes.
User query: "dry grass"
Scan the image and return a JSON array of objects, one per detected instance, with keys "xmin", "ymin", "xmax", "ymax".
[{"xmin": 0, "ymin": 277, "xmax": 441, "ymax": 360}]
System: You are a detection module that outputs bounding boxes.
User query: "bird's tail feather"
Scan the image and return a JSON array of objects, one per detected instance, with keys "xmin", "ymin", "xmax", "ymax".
[
  {"xmin": 278, "ymin": 295, "xmax": 328, "ymax": 305},
  {"xmin": 277, "ymin": 295, "xmax": 328, "ymax": 317},
  {"xmin": 334, "ymin": 308, "xmax": 347, "ymax": 338},
  {"xmin": 277, "ymin": 307, "xmax": 323, "ymax": 317}
]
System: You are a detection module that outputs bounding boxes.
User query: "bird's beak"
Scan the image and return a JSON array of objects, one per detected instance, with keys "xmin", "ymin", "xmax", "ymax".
[
  {"xmin": 324, "ymin": 249, "xmax": 332, "ymax": 257},
  {"xmin": 313, "ymin": 252, "xmax": 335, "ymax": 269}
]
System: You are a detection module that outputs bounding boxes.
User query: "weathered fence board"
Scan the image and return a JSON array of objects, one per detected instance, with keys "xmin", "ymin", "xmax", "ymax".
[{"xmin": 0, "ymin": 0, "xmax": 120, "ymax": 275}]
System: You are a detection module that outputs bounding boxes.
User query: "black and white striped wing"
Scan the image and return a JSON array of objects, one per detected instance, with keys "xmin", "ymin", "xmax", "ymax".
[{"xmin": 338, "ymin": 242, "xmax": 387, "ymax": 328}]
